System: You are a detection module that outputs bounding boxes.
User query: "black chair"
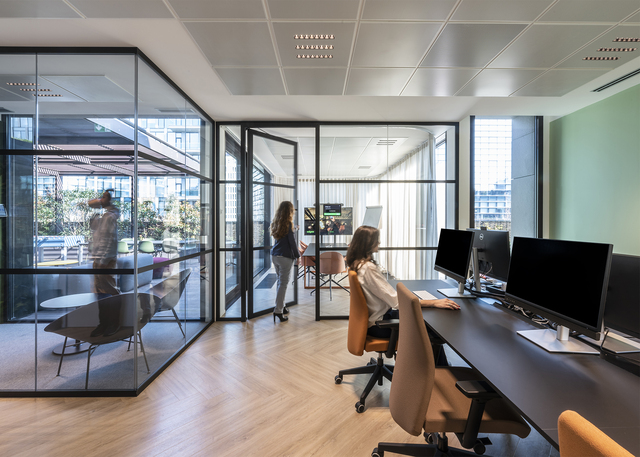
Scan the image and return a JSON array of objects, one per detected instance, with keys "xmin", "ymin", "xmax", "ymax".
[{"xmin": 45, "ymin": 292, "xmax": 158, "ymax": 389}]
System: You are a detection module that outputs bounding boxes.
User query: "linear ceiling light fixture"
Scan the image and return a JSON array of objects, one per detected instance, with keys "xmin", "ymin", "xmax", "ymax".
[
  {"xmin": 613, "ymin": 37, "xmax": 640, "ymax": 42},
  {"xmin": 598, "ymin": 47, "xmax": 637, "ymax": 52},
  {"xmin": 295, "ymin": 45, "xmax": 334, "ymax": 50},
  {"xmin": 31, "ymin": 93, "xmax": 63, "ymax": 97},
  {"xmin": 294, "ymin": 34, "xmax": 334, "ymax": 40},
  {"xmin": 296, "ymin": 54, "xmax": 333, "ymax": 59},
  {"xmin": 20, "ymin": 88, "xmax": 52, "ymax": 92},
  {"xmin": 583, "ymin": 56, "xmax": 619, "ymax": 60},
  {"xmin": 592, "ymin": 68, "xmax": 640, "ymax": 92},
  {"xmin": 6, "ymin": 82, "xmax": 37, "ymax": 86}
]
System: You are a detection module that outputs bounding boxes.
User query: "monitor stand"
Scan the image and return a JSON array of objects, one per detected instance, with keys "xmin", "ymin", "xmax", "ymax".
[
  {"xmin": 579, "ymin": 331, "xmax": 640, "ymax": 354},
  {"xmin": 438, "ymin": 281, "xmax": 473, "ymax": 299},
  {"xmin": 517, "ymin": 326, "xmax": 599, "ymax": 354}
]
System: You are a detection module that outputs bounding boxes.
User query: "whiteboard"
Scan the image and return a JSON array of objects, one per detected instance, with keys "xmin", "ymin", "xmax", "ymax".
[{"xmin": 361, "ymin": 206, "xmax": 383, "ymax": 228}]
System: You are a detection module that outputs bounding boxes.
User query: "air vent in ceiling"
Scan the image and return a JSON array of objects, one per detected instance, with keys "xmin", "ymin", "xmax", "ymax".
[
  {"xmin": 358, "ymin": 166, "xmax": 371, "ymax": 170},
  {"xmin": 377, "ymin": 139, "xmax": 397, "ymax": 146},
  {"xmin": 592, "ymin": 68, "xmax": 640, "ymax": 92},
  {"xmin": 281, "ymin": 155, "xmax": 294, "ymax": 160}
]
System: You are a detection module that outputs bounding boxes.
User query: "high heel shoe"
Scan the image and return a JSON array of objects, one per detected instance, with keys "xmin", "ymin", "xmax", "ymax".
[
  {"xmin": 283, "ymin": 306, "xmax": 290, "ymax": 315},
  {"xmin": 273, "ymin": 313, "xmax": 289, "ymax": 323}
]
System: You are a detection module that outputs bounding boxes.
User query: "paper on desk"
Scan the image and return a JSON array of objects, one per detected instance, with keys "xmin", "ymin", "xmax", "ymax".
[{"xmin": 414, "ymin": 290, "xmax": 437, "ymax": 300}]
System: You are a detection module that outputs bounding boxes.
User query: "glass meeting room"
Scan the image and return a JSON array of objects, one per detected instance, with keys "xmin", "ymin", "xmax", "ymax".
[
  {"xmin": 218, "ymin": 123, "xmax": 458, "ymax": 319},
  {"xmin": 0, "ymin": 50, "xmax": 213, "ymax": 394}
]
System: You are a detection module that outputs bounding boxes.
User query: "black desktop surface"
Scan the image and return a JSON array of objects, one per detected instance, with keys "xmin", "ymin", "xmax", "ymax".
[{"xmin": 390, "ymin": 278, "xmax": 640, "ymax": 454}]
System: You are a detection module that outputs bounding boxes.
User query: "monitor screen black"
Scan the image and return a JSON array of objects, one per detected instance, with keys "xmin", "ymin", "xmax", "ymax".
[
  {"xmin": 467, "ymin": 228, "xmax": 511, "ymax": 283},
  {"xmin": 604, "ymin": 253, "xmax": 640, "ymax": 339},
  {"xmin": 505, "ymin": 237, "xmax": 612, "ymax": 343},
  {"xmin": 323, "ymin": 204, "xmax": 341, "ymax": 216},
  {"xmin": 434, "ymin": 229, "xmax": 475, "ymax": 286}
]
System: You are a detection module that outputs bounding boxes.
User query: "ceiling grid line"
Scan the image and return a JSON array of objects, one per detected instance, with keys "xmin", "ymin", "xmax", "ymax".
[
  {"xmin": 62, "ymin": 0, "xmax": 86, "ymax": 19},
  {"xmin": 342, "ymin": 0, "xmax": 367, "ymax": 96},
  {"xmin": 261, "ymin": 0, "xmax": 289, "ymax": 96}
]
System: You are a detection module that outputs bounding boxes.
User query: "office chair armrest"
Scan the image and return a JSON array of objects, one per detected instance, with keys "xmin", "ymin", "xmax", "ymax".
[
  {"xmin": 456, "ymin": 380, "xmax": 501, "ymax": 450},
  {"xmin": 375, "ymin": 319, "xmax": 399, "ymax": 359},
  {"xmin": 455, "ymin": 380, "xmax": 500, "ymax": 400}
]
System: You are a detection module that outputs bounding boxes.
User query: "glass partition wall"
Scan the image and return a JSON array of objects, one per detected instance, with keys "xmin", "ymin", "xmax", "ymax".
[
  {"xmin": 0, "ymin": 49, "xmax": 214, "ymax": 395},
  {"xmin": 217, "ymin": 123, "xmax": 458, "ymax": 320}
]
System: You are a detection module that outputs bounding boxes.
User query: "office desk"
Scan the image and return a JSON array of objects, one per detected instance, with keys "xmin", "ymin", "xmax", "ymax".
[
  {"xmin": 395, "ymin": 279, "xmax": 640, "ymax": 455},
  {"xmin": 302, "ymin": 242, "xmax": 349, "ymax": 257}
]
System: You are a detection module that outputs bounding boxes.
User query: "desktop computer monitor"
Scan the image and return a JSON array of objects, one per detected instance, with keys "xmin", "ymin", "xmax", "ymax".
[
  {"xmin": 601, "ymin": 253, "xmax": 640, "ymax": 353},
  {"xmin": 434, "ymin": 228, "xmax": 475, "ymax": 298},
  {"xmin": 467, "ymin": 228, "xmax": 510, "ymax": 293},
  {"xmin": 505, "ymin": 237, "xmax": 613, "ymax": 354}
]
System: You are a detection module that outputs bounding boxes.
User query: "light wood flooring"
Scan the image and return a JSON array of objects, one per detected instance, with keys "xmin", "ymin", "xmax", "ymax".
[{"xmin": 0, "ymin": 298, "xmax": 559, "ymax": 457}]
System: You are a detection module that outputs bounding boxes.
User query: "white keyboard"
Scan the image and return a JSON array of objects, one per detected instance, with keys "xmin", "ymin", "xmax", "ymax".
[{"xmin": 414, "ymin": 290, "xmax": 437, "ymax": 300}]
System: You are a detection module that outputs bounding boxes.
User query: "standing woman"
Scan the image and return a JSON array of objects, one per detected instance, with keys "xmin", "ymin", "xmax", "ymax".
[
  {"xmin": 346, "ymin": 225, "xmax": 459, "ymax": 338},
  {"xmin": 270, "ymin": 201, "xmax": 300, "ymax": 323}
]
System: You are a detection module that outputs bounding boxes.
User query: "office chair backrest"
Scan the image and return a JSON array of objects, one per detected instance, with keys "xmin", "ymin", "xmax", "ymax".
[
  {"xmin": 391, "ymin": 283, "xmax": 436, "ymax": 436},
  {"xmin": 347, "ymin": 270, "xmax": 369, "ymax": 356},
  {"xmin": 558, "ymin": 410, "xmax": 633, "ymax": 457},
  {"xmin": 319, "ymin": 251, "xmax": 346, "ymax": 275}
]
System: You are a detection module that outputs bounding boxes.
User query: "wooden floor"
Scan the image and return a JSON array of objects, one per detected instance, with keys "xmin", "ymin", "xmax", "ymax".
[{"xmin": 0, "ymin": 299, "xmax": 558, "ymax": 457}]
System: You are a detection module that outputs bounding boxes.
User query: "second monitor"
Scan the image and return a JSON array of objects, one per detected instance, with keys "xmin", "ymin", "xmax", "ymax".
[
  {"xmin": 304, "ymin": 205, "xmax": 353, "ymax": 236},
  {"xmin": 434, "ymin": 228, "xmax": 475, "ymax": 298}
]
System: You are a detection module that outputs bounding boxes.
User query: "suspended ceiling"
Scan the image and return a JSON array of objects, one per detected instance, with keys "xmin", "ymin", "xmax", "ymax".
[{"xmin": 0, "ymin": 0, "xmax": 639, "ymax": 122}]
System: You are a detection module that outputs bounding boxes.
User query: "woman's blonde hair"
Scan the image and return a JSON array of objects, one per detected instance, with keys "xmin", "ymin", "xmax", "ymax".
[
  {"xmin": 346, "ymin": 225, "xmax": 379, "ymax": 271},
  {"xmin": 270, "ymin": 201, "xmax": 294, "ymax": 240}
]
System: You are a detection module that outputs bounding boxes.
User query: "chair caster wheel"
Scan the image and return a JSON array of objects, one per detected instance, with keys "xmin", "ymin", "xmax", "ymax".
[
  {"xmin": 473, "ymin": 442, "xmax": 486, "ymax": 455},
  {"xmin": 371, "ymin": 448, "xmax": 382, "ymax": 457},
  {"xmin": 334, "ymin": 375, "xmax": 343, "ymax": 384},
  {"xmin": 424, "ymin": 433, "xmax": 434, "ymax": 444},
  {"xmin": 355, "ymin": 401, "xmax": 365, "ymax": 413}
]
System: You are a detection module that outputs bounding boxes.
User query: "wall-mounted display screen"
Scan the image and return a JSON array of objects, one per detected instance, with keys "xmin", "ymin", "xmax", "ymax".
[{"xmin": 304, "ymin": 206, "xmax": 353, "ymax": 235}]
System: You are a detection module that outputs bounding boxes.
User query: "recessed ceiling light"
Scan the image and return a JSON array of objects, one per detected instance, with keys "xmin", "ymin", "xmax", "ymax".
[
  {"xmin": 296, "ymin": 54, "xmax": 333, "ymax": 59},
  {"xmin": 583, "ymin": 56, "xmax": 619, "ymax": 61},
  {"xmin": 597, "ymin": 47, "xmax": 636, "ymax": 52},
  {"xmin": 613, "ymin": 37, "xmax": 640, "ymax": 42},
  {"xmin": 20, "ymin": 88, "xmax": 52, "ymax": 92},
  {"xmin": 6, "ymin": 82, "xmax": 37, "ymax": 86},
  {"xmin": 294, "ymin": 34, "xmax": 334, "ymax": 40},
  {"xmin": 32, "ymin": 93, "xmax": 63, "ymax": 97},
  {"xmin": 295, "ymin": 45, "xmax": 334, "ymax": 50}
]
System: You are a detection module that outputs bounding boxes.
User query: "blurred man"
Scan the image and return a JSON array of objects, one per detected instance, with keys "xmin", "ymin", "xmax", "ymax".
[{"xmin": 88, "ymin": 189, "xmax": 120, "ymax": 296}]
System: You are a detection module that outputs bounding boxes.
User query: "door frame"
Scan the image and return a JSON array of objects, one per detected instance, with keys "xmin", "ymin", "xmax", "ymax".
[{"xmin": 246, "ymin": 129, "xmax": 299, "ymax": 319}]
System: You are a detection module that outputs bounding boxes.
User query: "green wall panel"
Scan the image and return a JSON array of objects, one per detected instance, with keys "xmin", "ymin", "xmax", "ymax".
[{"xmin": 549, "ymin": 84, "xmax": 640, "ymax": 255}]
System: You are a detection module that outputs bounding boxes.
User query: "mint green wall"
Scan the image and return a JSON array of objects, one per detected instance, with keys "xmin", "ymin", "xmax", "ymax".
[{"xmin": 549, "ymin": 84, "xmax": 640, "ymax": 255}]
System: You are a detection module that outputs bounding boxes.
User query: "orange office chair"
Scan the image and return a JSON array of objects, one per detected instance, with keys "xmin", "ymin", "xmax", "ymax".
[
  {"xmin": 372, "ymin": 283, "xmax": 530, "ymax": 457},
  {"xmin": 316, "ymin": 251, "xmax": 349, "ymax": 300},
  {"xmin": 335, "ymin": 270, "xmax": 397, "ymax": 413},
  {"xmin": 558, "ymin": 410, "xmax": 634, "ymax": 457}
]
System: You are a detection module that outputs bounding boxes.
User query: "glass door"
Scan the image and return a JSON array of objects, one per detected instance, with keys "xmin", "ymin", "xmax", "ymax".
[{"xmin": 247, "ymin": 130, "xmax": 298, "ymax": 319}]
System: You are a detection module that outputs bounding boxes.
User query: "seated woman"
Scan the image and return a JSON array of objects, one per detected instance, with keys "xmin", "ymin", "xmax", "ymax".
[{"xmin": 346, "ymin": 225, "xmax": 460, "ymax": 338}]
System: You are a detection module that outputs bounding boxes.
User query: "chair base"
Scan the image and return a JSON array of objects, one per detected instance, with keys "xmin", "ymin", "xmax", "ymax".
[
  {"xmin": 373, "ymin": 432, "xmax": 491, "ymax": 457},
  {"xmin": 335, "ymin": 353, "xmax": 393, "ymax": 413}
]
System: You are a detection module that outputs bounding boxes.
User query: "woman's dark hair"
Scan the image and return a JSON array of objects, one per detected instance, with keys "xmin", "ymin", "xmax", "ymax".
[
  {"xmin": 270, "ymin": 201, "xmax": 294, "ymax": 240},
  {"xmin": 346, "ymin": 225, "xmax": 380, "ymax": 271}
]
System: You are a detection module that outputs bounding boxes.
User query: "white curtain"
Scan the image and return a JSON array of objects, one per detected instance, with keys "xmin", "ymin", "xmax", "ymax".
[{"xmin": 295, "ymin": 135, "xmax": 439, "ymax": 280}]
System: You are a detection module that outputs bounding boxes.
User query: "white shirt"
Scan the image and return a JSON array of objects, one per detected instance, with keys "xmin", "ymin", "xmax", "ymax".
[{"xmin": 356, "ymin": 261, "xmax": 398, "ymax": 328}]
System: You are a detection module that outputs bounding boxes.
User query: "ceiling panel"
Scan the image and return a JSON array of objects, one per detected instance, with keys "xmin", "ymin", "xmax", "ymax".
[
  {"xmin": 456, "ymin": 69, "xmax": 544, "ymax": 96},
  {"xmin": 42, "ymin": 76, "xmax": 133, "ymax": 103},
  {"xmin": 513, "ymin": 69, "xmax": 610, "ymax": 96},
  {"xmin": 362, "ymin": 0, "xmax": 457, "ymax": 20},
  {"xmin": 215, "ymin": 68, "xmax": 285, "ymax": 95},
  {"xmin": 346, "ymin": 68, "xmax": 413, "ymax": 95},
  {"xmin": 185, "ymin": 22, "xmax": 277, "ymax": 66},
  {"xmin": 539, "ymin": 0, "xmax": 640, "ymax": 23},
  {"xmin": 273, "ymin": 22, "xmax": 355, "ymax": 67},
  {"xmin": 284, "ymin": 68, "xmax": 346, "ymax": 95},
  {"xmin": 452, "ymin": 0, "xmax": 554, "ymax": 21},
  {"xmin": 489, "ymin": 24, "xmax": 609, "ymax": 69},
  {"xmin": 422, "ymin": 24, "xmax": 526, "ymax": 68},
  {"xmin": 268, "ymin": 0, "xmax": 360, "ymax": 20},
  {"xmin": 168, "ymin": 0, "xmax": 265, "ymax": 19},
  {"xmin": 402, "ymin": 68, "xmax": 480, "ymax": 96},
  {"xmin": 0, "ymin": 86, "xmax": 30, "ymax": 102},
  {"xmin": 68, "ymin": 0, "xmax": 173, "ymax": 18},
  {"xmin": 353, "ymin": 23, "xmax": 442, "ymax": 67},
  {"xmin": 0, "ymin": 0, "xmax": 80, "ymax": 18},
  {"xmin": 557, "ymin": 26, "xmax": 640, "ymax": 68},
  {"xmin": 625, "ymin": 11, "xmax": 640, "ymax": 22}
]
